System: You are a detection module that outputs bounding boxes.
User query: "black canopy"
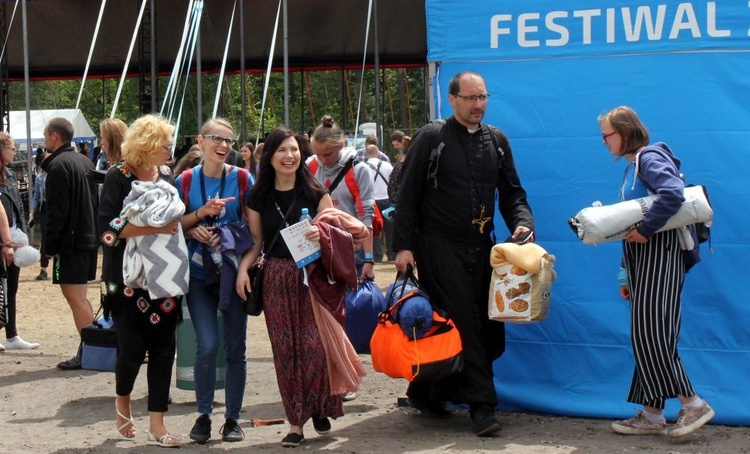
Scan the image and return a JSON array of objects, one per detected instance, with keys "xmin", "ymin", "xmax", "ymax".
[{"xmin": 3, "ymin": 0, "xmax": 427, "ymax": 79}]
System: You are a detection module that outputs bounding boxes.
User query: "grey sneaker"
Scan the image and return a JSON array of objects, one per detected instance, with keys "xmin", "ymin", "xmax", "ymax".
[
  {"xmin": 611, "ymin": 411, "xmax": 667, "ymax": 435},
  {"xmin": 669, "ymin": 401, "xmax": 715, "ymax": 438}
]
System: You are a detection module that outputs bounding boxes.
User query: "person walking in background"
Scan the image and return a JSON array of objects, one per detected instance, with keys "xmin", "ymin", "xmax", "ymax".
[
  {"xmin": 172, "ymin": 144, "xmax": 203, "ymax": 177},
  {"xmin": 599, "ymin": 106, "xmax": 714, "ymax": 438},
  {"xmin": 29, "ymin": 149, "xmax": 49, "ymax": 281},
  {"xmin": 387, "ymin": 135, "xmax": 410, "ymax": 209},
  {"xmin": 308, "ymin": 115, "xmax": 375, "ymax": 284},
  {"xmin": 98, "ymin": 114, "xmax": 184, "ymax": 447},
  {"xmin": 236, "ymin": 126, "xmax": 348, "ymax": 448},
  {"xmin": 97, "ymin": 118, "xmax": 127, "ymax": 171},
  {"xmin": 356, "ymin": 134, "xmax": 390, "ymax": 163},
  {"xmin": 176, "ymin": 118, "xmax": 252, "ymax": 444},
  {"xmin": 0, "ymin": 132, "xmax": 40, "ymax": 351},
  {"xmin": 41, "ymin": 118, "xmax": 98, "ymax": 370},
  {"xmin": 390, "ymin": 130, "xmax": 407, "ymax": 156},
  {"xmin": 393, "ymin": 71, "xmax": 534, "ymax": 436},
  {"xmin": 239, "ymin": 142, "xmax": 258, "ymax": 179},
  {"xmin": 364, "ymin": 144, "xmax": 393, "ymax": 262}
]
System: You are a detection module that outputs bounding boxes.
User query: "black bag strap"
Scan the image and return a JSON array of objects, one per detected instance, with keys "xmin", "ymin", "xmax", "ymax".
[
  {"xmin": 366, "ymin": 161, "xmax": 388, "ymax": 184},
  {"xmin": 327, "ymin": 158, "xmax": 355, "ymax": 193}
]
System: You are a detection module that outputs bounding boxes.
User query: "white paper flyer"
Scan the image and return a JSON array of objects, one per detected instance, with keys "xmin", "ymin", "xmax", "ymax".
[{"xmin": 280, "ymin": 219, "xmax": 322, "ymax": 268}]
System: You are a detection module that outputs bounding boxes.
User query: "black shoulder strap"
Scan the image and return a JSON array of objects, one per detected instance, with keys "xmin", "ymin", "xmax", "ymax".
[
  {"xmin": 483, "ymin": 124, "xmax": 505, "ymax": 165},
  {"xmin": 366, "ymin": 161, "xmax": 388, "ymax": 184},
  {"xmin": 328, "ymin": 158, "xmax": 355, "ymax": 193},
  {"xmin": 427, "ymin": 119, "xmax": 447, "ymax": 190}
]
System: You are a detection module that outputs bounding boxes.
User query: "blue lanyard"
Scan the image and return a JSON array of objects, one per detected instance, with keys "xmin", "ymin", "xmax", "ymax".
[{"xmin": 198, "ymin": 165, "xmax": 226, "ymax": 226}]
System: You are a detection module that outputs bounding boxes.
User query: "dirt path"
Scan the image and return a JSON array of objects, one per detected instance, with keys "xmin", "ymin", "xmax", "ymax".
[{"xmin": 1, "ymin": 262, "xmax": 748, "ymax": 453}]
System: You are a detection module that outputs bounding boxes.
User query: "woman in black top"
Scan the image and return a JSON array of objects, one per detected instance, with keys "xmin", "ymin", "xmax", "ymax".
[{"xmin": 236, "ymin": 127, "xmax": 335, "ymax": 448}]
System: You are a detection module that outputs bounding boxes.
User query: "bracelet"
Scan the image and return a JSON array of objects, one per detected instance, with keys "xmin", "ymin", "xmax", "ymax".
[
  {"xmin": 194, "ymin": 209, "xmax": 201, "ymax": 222},
  {"xmin": 363, "ymin": 259, "xmax": 375, "ymax": 265},
  {"xmin": 2, "ymin": 241, "xmax": 12, "ymax": 248},
  {"xmin": 364, "ymin": 253, "xmax": 374, "ymax": 260}
]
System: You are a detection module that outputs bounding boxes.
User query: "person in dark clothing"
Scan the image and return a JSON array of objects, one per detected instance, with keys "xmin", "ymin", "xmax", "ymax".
[
  {"xmin": 0, "ymin": 132, "xmax": 40, "ymax": 351},
  {"xmin": 392, "ymin": 72, "xmax": 534, "ymax": 437},
  {"xmin": 41, "ymin": 117, "xmax": 99, "ymax": 370}
]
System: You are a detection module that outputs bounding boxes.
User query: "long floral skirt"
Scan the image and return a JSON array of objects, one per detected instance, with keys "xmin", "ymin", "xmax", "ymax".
[{"xmin": 262, "ymin": 257, "xmax": 344, "ymax": 426}]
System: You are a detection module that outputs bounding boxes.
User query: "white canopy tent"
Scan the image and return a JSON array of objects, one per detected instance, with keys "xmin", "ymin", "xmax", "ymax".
[{"xmin": 8, "ymin": 109, "xmax": 97, "ymax": 150}]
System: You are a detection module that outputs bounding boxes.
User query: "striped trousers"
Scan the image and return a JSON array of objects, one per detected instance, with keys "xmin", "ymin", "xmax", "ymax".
[{"xmin": 623, "ymin": 229, "xmax": 696, "ymax": 409}]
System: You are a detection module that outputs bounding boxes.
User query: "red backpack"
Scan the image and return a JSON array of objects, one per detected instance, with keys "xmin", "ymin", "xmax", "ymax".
[
  {"xmin": 308, "ymin": 158, "xmax": 384, "ymax": 237},
  {"xmin": 180, "ymin": 165, "xmax": 250, "ymax": 222}
]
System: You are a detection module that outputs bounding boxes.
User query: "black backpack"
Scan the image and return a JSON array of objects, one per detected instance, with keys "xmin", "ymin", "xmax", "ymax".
[{"xmin": 425, "ymin": 119, "xmax": 505, "ymax": 190}]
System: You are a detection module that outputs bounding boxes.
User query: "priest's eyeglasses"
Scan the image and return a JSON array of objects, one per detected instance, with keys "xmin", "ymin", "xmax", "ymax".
[{"xmin": 454, "ymin": 93, "xmax": 490, "ymax": 103}]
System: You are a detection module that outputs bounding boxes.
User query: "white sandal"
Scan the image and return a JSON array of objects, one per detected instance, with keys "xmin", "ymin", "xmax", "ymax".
[
  {"xmin": 115, "ymin": 399, "xmax": 136, "ymax": 439},
  {"xmin": 147, "ymin": 431, "xmax": 182, "ymax": 448}
]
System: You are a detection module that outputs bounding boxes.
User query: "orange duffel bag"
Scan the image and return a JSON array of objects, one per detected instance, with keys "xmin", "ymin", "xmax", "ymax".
[{"xmin": 370, "ymin": 267, "xmax": 463, "ymax": 382}]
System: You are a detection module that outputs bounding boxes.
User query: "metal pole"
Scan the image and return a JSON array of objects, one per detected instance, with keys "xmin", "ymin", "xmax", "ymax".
[
  {"xmin": 151, "ymin": 0, "xmax": 157, "ymax": 112},
  {"xmin": 373, "ymin": 0, "xmax": 382, "ymax": 146},
  {"xmin": 196, "ymin": 21, "xmax": 202, "ymax": 130},
  {"xmin": 239, "ymin": 0, "xmax": 246, "ymax": 141},
  {"xmin": 282, "ymin": 0, "xmax": 289, "ymax": 125},
  {"xmin": 21, "ymin": 0, "xmax": 33, "ymax": 243}
]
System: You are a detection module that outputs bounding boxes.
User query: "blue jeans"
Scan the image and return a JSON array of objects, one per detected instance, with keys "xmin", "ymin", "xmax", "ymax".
[{"xmin": 187, "ymin": 279, "xmax": 248, "ymax": 419}]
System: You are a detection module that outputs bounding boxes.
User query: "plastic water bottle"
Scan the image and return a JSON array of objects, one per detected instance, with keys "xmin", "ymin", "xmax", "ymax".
[
  {"xmin": 300, "ymin": 208, "xmax": 312, "ymax": 224},
  {"xmin": 209, "ymin": 241, "xmax": 222, "ymax": 271}
]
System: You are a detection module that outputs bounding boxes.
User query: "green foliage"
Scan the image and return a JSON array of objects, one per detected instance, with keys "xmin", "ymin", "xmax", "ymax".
[{"xmin": 7, "ymin": 67, "xmax": 428, "ymax": 151}]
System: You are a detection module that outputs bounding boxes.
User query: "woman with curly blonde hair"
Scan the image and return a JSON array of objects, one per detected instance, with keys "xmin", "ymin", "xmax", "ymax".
[{"xmin": 98, "ymin": 114, "xmax": 183, "ymax": 447}]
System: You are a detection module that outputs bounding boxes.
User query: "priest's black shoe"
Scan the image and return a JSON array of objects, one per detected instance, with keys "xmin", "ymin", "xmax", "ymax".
[
  {"xmin": 470, "ymin": 403, "xmax": 501, "ymax": 436},
  {"xmin": 408, "ymin": 397, "xmax": 453, "ymax": 418}
]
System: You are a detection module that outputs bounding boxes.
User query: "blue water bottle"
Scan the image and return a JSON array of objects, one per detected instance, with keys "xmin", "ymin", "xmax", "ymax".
[{"xmin": 300, "ymin": 208, "xmax": 312, "ymax": 223}]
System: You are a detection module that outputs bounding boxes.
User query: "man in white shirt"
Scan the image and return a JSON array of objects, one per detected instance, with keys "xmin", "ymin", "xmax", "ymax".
[{"xmin": 365, "ymin": 145, "xmax": 393, "ymax": 262}]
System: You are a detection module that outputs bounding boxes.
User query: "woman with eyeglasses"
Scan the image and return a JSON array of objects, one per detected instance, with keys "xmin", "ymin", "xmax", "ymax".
[
  {"xmin": 599, "ymin": 106, "xmax": 713, "ymax": 437},
  {"xmin": 176, "ymin": 118, "xmax": 253, "ymax": 444},
  {"xmin": 98, "ymin": 115, "xmax": 183, "ymax": 447},
  {"xmin": 0, "ymin": 132, "xmax": 40, "ymax": 352}
]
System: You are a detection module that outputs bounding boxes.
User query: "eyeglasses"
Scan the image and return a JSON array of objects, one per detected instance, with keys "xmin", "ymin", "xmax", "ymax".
[
  {"xmin": 203, "ymin": 134, "xmax": 236, "ymax": 146},
  {"xmin": 602, "ymin": 131, "xmax": 617, "ymax": 141},
  {"xmin": 454, "ymin": 93, "xmax": 490, "ymax": 103}
]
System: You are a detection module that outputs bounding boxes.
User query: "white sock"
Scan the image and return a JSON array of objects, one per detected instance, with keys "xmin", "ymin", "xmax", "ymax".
[
  {"xmin": 643, "ymin": 410, "xmax": 665, "ymax": 423},
  {"xmin": 683, "ymin": 397, "xmax": 703, "ymax": 408}
]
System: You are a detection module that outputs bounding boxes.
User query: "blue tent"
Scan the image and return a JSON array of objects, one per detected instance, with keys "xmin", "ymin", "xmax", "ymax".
[{"xmin": 426, "ymin": 0, "xmax": 749, "ymax": 425}]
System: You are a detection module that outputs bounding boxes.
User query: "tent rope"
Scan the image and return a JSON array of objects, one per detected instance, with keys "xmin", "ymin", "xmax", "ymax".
[
  {"xmin": 172, "ymin": 3, "xmax": 203, "ymax": 143},
  {"xmin": 161, "ymin": 0, "xmax": 197, "ymax": 116},
  {"xmin": 76, "ymin": 0, "xmax": 107, "ymax": 112},
  {"xmin": 0, "ymin": 1, "xmax": 19, "ymax": 69},
  {"xmin": 110, "ymin": 0, "xmax": 148, "ymax": 118},
  {"xmin": 212, "ymin": 0, "xmax": 237, "ymax": 118},
  {"xmin": 255, "ymin": 0, "xmax": 282, "ymax": 148},
  {"xmin": 352, "ymin": 0, "xmax": 374, "ymax": 143}
]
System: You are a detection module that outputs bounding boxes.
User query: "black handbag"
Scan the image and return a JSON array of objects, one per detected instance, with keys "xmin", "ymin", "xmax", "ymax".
[
  {"xmin": 245, "ymin": 190, "xmax": 300, "ymax": 316},
  {"xmin": 245, "ymin": 258, "xmax": 265, "ymax": 316}
]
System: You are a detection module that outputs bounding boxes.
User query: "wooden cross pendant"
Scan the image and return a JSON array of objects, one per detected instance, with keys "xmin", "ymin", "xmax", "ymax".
[{"xmin": 472, "ymin": 204, "xmax": 492, "ymax": 234}]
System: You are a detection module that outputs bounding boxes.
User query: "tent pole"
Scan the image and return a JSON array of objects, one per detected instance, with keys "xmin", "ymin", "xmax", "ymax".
[
  {"xmin": 21, "ymin": 0, "xmax": 33, "ymax": 243},
  {"xmin": 373, "ymin": 0, "xmax": 381, "ymax": 146},
  {"xmin": 282, "ymin": 0, "xmax": 289, "ymax": 126},
  {"xmin": 428, "ymin": 62, "xmax": 436, "ymax": 120},
  {"xmin": 239, "ymin": 0, "xmax": 246, "ymax": 141},
  {"xmin": 196, "ymin": 21, "xmax": 202, "ymax": 130}
]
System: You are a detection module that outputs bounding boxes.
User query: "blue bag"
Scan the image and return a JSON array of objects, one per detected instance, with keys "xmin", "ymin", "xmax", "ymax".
[
  {"xmin": 345, "ymin": 279, "xmax": 386, "ymax": 353},
  {"xmin": 81, "ymin": 313, "xmax": 117, "ymax": 372}
]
